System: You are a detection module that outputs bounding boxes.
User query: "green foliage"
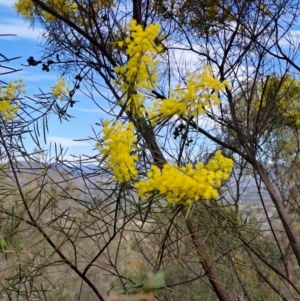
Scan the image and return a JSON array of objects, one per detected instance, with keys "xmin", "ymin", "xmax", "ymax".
[
  {"xmin": 0, "ymin": 235, "xmax": 7, "ymax": 250},
  {"xmin": 144, "ymin": 272, "xmax": 164, "ymax": 293}
]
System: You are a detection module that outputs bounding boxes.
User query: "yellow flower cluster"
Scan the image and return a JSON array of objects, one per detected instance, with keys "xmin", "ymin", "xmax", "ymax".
[
  {"xmin": 51, "ymin": 78, "xmax": 70, "ymax": 101},
  {"xmin": 258, "ymin": 75, "xmax": 300, "ymax": 127},
  {"xmin": 100, "ymin": 120, "xmax": 138, "ymax": 183},
  {"xmin": 15, "ymin": 0, "xmax": 78, "ymax": 21},
  {"xmin": 149, "ymin": 66, "xmax": 229, "ymax": 122},
  {"xmin": 135, "ymin": 151, "xmax": 233, "ymax": 205},
  {"xmin": 15, "ymin": 0, "xmax": 34, "ymax": 19},
  {"xmin": 98, "ymin": 21, "xmax": 234, "ymax": 206},
  {"xmin": 285, "ymin": 109, "xmax": 300, "ymax": 127},
  {"xmin": 114, "ymin": 20, "xmax": 163, "ymax": 115},
  {"xmin": 0, "ymin": 80, "xmax": 25, "ymax": 120},
  {"xmin": 276, "ymin": 78, "xmax": 300, "ymax": 127}
]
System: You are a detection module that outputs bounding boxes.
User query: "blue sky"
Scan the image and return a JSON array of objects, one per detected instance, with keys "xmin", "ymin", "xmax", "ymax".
[
  {"xmin": 2, "ymin": 1, "xmax": 300, "ymax": 164},
  {"xmin": 0, "ymin": 0, "xmax": 107, "ymax": 162}
]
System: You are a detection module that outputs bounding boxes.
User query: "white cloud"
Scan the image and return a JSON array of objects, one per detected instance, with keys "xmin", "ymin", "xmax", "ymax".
[
  {"xmin": 47, "ymin": 137, "xmax": 90, "ymax": 147},
  {"xmin": 0, "ymin": 0, "xmax": 14, "ymax": 7},
  {"xmin": 0, "ymin": 18, "xmax": 43, "ymax": 40},
  {"xmin": 73, "ymin": 107, "xmax": 104, "ymax": 113},
  {"xmin": 4, "ymin": 70, "xmax": 58, "ymax": 82},
  {"xmin": 277, "ymin": 29, "xmax": 300, "ymax": 48}
]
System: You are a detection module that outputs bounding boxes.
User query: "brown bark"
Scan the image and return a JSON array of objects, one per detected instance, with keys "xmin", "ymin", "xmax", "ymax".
[
  {"xmin": 184, "ymin": 207, "xmax": 232, "ymax": 301},
  {"xmin": 256, "ymin": 163, "xmax": 300, "ymax": 267}
]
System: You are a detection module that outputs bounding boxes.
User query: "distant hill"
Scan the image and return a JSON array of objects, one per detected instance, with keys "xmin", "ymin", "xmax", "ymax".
[{"xmin": 3, "ymin": 161, "xmax": 272, "ymax": 205}]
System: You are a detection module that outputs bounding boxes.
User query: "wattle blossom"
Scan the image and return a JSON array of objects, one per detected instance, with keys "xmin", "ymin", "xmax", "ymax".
[
  {"xmin": 52, "ymin": 78, "xmax": 70, "ymax": 101},
  {"xmin": 99, "ymin": 120, "xmax": 138, "ymax": 183},
  {"xmin": 135, "ymin": 151, "xmax": 233, "ymax": 205},
  {"xmin": 114, "ymin": 19, "xmax": 163, "ymax": 116},
  {"xmin": 0, "ymin": 80, "xmax": 25, "ymax": 120},
  {"xmin": 99, "ymin": 21, "xmax": 234, "ymax": 205}
]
